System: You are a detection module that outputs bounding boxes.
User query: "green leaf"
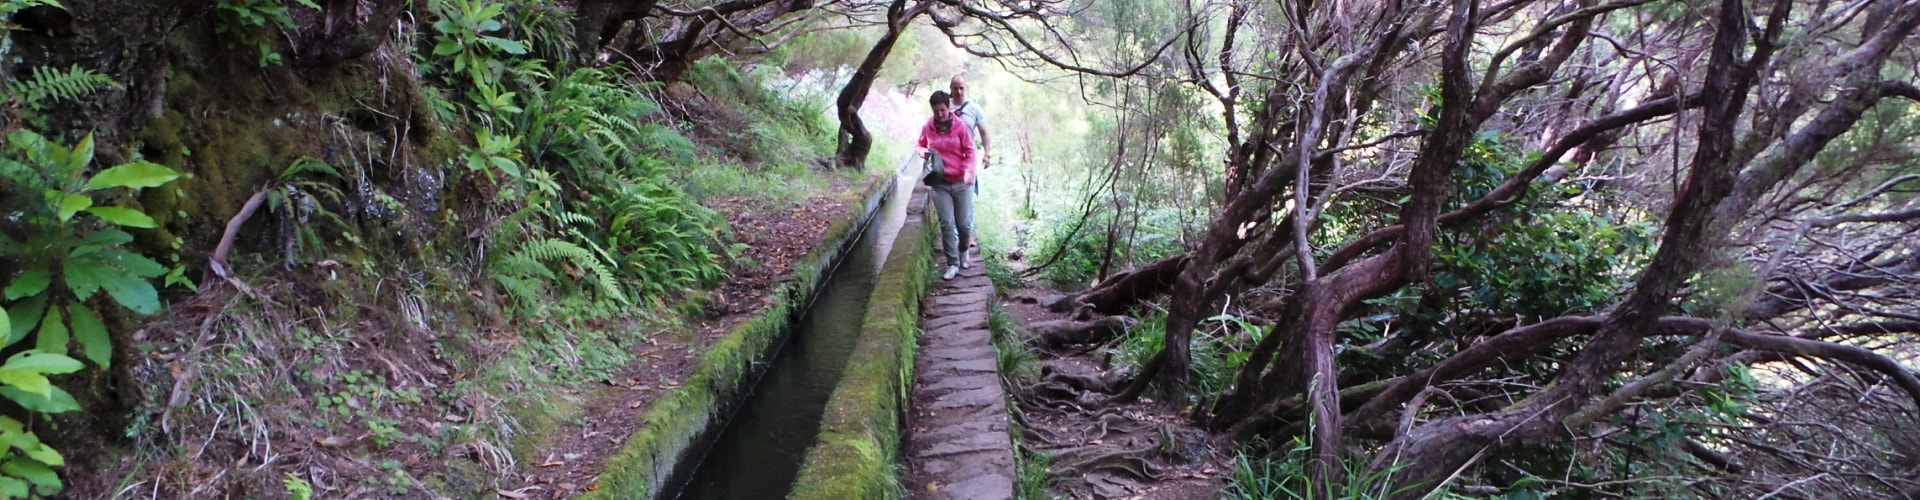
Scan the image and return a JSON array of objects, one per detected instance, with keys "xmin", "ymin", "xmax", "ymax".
[
  {"xmin": 482, "ymin": 37, "xmax": 527, "ymax": 55},
  {"xmin": 61, "ymin": 258, "xmax": 107, "ymax": 301},
  {"xmin": 3, "ymin": 457, "xmax": 61, "ymax": 492},
  {"xmin": 0, "ymin": 476, "xmax": 26, "ymax": 499},
  {"xmin": 433, "ymin": 40, "xmax": 462, "ymax": 56},
  {"xmin": 4, "ymin": 269, "xmax": 51, "ymax": 301},
  {"xmin": 4, "ymin": 351, "xmax": 82, "ymax": 375},
  {"xmin": 98, "ymin": 249, "xmax": 168, "ymax": 278},
  {"xmin": 0, "ymin": 158, "xmax": 37, "ymax": 188},
  {"xmin": 34, "ymin": 308, "xmax": 66, "ymax": 356},
  {"xmin": 84, "ymin": 206, "xmax": 158, "ymax": 228},
  {"xmin": 71, "ymin": 229, "xmax": 133, "ymax": 257},
  {"xmin": 164, "ymin": 265, "xmax": 198, "ymax": 292},
  {"xmin": 20, "ymin": 443, "xmax": 61, "ymax": 467},
  {"xmin": 96, "ymin": 271, "xmax": 160, "ymax": 315},
  {"xmin": 0, "ymin": 370, "xmax": 51, "ymax": 398},
  {"xmin": 66, "ymin": 305, "xmax": 109, "ymax": 369},
  {"xmin": 0, "ymin": 309, "xmax": 6, "ymax": 350},
  {"xmin": 0, "ymin": 386, "xmax": 79, "ymax": 414},
  {"xmin": 6, "ymin": 296, "xmax": 47, "ymax": 348},
  {"xmin": 83, "ymin": 161, "xmax": 179, "ymax": 190},
  {"xmin": 55, "ymin": 193, "xmax": 92, "ymax": 221},
  {"xmin": 64, "ymin": 133, "xmax": 94, "ymax": 181}
]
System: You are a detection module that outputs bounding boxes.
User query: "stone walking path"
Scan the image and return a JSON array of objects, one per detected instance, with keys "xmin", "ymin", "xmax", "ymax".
[{"xmin": 904, "ymin": 192, "xmax": 1016, "ymax": 499}]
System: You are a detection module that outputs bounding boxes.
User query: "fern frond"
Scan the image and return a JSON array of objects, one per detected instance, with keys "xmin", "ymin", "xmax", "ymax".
[
  {"xmin": 281, "ymin": 157, "xmax": 343, "ymax": 180},
  {"xmin": 550, "ymin": 210, "xmax": 597, "ymax": 229},
  {"xmin": 7, "ymin": 64, "xmax": 115, "ymax": 109},
  {"xmin": 512, "ymin": 238, "xmax": 627, "ymax": 305}
]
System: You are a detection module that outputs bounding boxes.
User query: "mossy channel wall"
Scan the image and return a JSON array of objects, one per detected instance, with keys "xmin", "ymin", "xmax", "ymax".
[
  {"xmin": 583, "ymin": 171, "xmax": 899, "ymax": 499},
  {"xmin": 787, "ymin": 187, "xmax": 934, "ymax": 499}
]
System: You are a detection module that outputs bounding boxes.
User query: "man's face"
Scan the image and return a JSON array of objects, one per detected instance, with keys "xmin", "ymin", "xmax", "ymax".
[{"xmin": 950, "ymin": 81, "xmax": 968, "ymax": 103}]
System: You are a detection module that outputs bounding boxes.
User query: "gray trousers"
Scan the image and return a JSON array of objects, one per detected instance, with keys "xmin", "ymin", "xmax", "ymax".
[{"xmin": 929, "ymin": 182, "xmax": 974, "ymax": 268}]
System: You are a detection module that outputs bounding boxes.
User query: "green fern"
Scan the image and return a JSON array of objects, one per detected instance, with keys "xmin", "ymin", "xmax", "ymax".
[
  {"xmin": 509, "ymin": 238, "xmax": 627, "ymax": 305},
  {"xmin": 7, "ymin": 64, "xmax": 116, "ymax": 110},
  {"xmin": 280, "ymin": 156, "xmax": 343, "ymax": 180},
  {"xmin": 492, "ymin": 251, "xmax": 556, "ymax": 307},
  {"xmin": 550, "ymin": 210, "xmax": 597, "ymax": 229}
]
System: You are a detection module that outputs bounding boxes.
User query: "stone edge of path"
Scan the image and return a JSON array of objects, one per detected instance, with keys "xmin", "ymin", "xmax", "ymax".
[
  {"xmin": 903, "ymin": 194, "xmax": 1017, "ymax": 500},
  {"xmin": 788, "ymin": 184, "xmax": 935, "ymax": 499},
  {"xmin": 581, "ymin": 171, "xmax": 897, "ymax": 500}
]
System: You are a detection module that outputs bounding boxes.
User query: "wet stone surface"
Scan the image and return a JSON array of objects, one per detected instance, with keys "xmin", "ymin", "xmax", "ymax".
[{"xmin": 905, "ymin": 261, "xmax": 1016, "ymax": 500}]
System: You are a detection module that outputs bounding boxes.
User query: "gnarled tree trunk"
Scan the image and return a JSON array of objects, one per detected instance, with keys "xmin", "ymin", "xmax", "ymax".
[{"xmin": 834, "ymin": 0, "xmax": 925, "ymax": 168}]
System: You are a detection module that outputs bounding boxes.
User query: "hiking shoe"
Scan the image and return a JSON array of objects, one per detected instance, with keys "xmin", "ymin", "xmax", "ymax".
[
  {"xmin": 943, "ymin": 265, "xmax": 959, "ymax": 280},
  {"xmin": 960, "ymin": 248, "xmax": 972, "ymax": 269}
]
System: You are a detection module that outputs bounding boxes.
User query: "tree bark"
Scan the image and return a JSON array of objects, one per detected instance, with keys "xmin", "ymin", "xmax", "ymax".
[
  {"xmin": 834, "ymin": 0, "xmax": 923, "ymax": 168},
  {"xmin": 294, "ymin": 0, "xmax": 406, "ymax": 67},
  {"xmin": 1373, "ymin": 0, "xmax": 1920, "ymax": 492},
  {"xmin": 1044, "ymin": 254, "xmax": 1188, "ymax": 315},
  {"xmin": 571, "ymin": 0, "xmax": 658, "ymax": 63},
  {"xmin": 1030, "ymin": 315, "xmax": 1137, "ymax": 348}
]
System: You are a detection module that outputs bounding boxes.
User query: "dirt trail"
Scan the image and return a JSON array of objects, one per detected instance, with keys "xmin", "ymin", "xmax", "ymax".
[{"xmin": 904, "ymin": 259, "xmax": 1018, "ymax": 499}]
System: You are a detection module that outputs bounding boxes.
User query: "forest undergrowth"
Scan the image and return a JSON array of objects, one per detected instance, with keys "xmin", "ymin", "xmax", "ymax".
[{"xmin": 0, "ymin": 0, "xmax": 911, "ymax": 497}]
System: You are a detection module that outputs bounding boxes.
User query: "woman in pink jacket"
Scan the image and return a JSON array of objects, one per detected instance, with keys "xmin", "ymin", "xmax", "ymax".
[{"xmin": 917, "ymin": 90, "xmax": 976, "ymax": 280}]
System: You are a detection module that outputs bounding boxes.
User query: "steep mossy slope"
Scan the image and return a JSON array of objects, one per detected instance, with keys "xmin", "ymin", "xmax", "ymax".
[{"xmin": 1, "ymin": 1, "xmax": 872, "ymax": 497}]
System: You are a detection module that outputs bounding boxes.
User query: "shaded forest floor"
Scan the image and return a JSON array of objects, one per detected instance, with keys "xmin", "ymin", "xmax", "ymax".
[{"xmin": 995, "ymin": 257, "xmax": 1226, "ymax": 499}]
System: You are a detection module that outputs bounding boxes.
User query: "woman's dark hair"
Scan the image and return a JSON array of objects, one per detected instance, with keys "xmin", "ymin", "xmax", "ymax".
[{"xmin": 929, "ymin": 90, "xmax": 951, "ymax": 107}]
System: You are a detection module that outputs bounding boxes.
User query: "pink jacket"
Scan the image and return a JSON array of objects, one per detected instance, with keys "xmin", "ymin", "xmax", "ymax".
[{"xmin": 917, "ymin": 117, "xmax": 976, "ymax": 184}]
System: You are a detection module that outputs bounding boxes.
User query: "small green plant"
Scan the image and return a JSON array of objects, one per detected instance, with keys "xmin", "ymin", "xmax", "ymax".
[
  {"xmin": 983, "ymin": 252, "xmax": 1020, "ymax": 293},
  {"xmin": 283, "ymin": 472, "xmax": 313, "ymax": 500},
  {"xmin": 492, "ymin": 237, "xmax": 627, "ymax": 309},
  {"xmin": 2, "ymin": 130, "xmax": 181, "ymax": 362},
  {"xmin": 1222, "ymin": 434, "xmax": 1418, "ymax": 500},
  {"xmin": 215, "ymin": 0, "xmax": 320, "ymax": 66},
  {"xmin": 988, "ymin": 305, "xmax": 1036, "ymax": 381},
  {"xmin": 0, "ymin": 130, "xmax": 183, "ymax": 497},
  {"xmin": 5, "ymin": 64, "xmax": 115, "ymax": 112},
  {"xmin": 430, "ymin": 0, "xmax": 527, "ymax": 88},
  {"xmin": 265, "ymin": 157, "xmax": 353, "ymax": 267},
  {"xmin": 1013, "ymin": 436, "xmax": 1056, "ymax": 499},
  {"xmin": 0, "ymin": 350, "xmax": 84, "ymax": 497},
  {"xmin": 463, "ymin": 128, "xmax": 524, "ymax": 182}
]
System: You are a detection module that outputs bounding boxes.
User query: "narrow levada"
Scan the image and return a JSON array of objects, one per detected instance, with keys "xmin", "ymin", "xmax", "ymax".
[{"xmin": 674, "ymin": 172, "xmax": 915, "ymax": 499}]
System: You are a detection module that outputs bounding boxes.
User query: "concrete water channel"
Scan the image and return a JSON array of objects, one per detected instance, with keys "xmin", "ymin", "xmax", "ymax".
[{"xmin": 671, "ymin": 171, "xmax": 917, "ymax": 499}]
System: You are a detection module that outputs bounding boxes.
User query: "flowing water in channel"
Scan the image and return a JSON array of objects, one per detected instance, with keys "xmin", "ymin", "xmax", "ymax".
[{"xmin": 673, "ymin": 172, "xmax": 915, "ymax": 499}]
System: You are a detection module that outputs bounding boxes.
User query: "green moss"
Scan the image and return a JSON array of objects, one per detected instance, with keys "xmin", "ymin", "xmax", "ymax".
[
  {"xmin": 788, "ymin": 186, "xmax": 935, "ymax": 500},
  {"xmin": 583, "ymin": 173, "xmax": 894, "ymax": 500}
]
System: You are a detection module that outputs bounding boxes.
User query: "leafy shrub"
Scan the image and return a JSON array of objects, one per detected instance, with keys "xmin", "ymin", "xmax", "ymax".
[
  {"xmin": 429, "ymin": 0, "xmax": 528, "ymax": 89},
  {"xmin": 468, "ymin": 61, "xmax": 727, "ymax": 314},
  {"xmin": 0, "ymin": 130, "xmax": 183, "ymax": 497}
]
